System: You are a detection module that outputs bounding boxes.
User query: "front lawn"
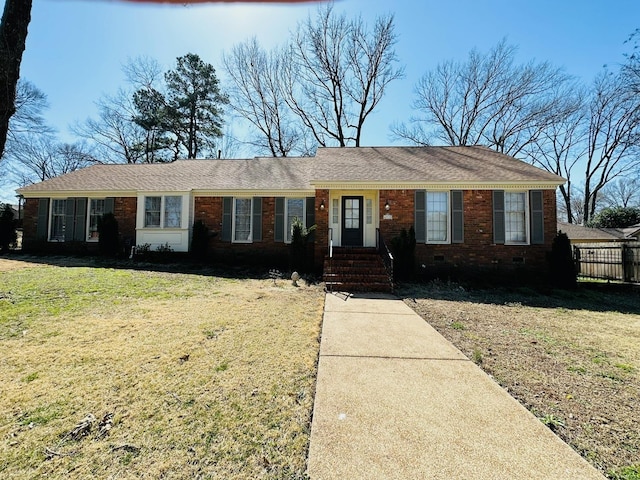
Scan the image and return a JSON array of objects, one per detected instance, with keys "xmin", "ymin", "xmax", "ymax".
[{"xmin": 0, "ymin": 258, "xmax": 324, "ymax": 479}]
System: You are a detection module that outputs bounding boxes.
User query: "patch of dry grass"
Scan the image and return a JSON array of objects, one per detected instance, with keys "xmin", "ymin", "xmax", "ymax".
[
  {"xmin": 401, "ymin": 282, "xmax": 640, "ymax": 479},
  {"xmin": 0, "ymin": 260, "xmax": 324, "ymax": 479}
]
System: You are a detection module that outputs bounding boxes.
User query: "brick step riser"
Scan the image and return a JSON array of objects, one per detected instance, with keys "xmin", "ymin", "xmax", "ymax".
[
  {"xmin": 324, "ymin": 273, "xmax": 390, "ymax": 280},
  {"xmin": 324, "ymin": 264, "xmax": 387, "ymax": 272},
  {"xmin": 325, "ymin": 282, "xmax": 392, "ymax": 293}
]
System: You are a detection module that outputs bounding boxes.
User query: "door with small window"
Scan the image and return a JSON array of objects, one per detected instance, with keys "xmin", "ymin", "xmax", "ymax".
[{"xmin": 341, "ymin": 196, "xmax": 363, "ymax": 247}]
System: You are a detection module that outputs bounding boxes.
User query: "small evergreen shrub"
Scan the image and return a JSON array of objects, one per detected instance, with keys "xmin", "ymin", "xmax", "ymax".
[
  {"xmin": 390, "ymin": 226, "xmax": 416, "ymax": 280},
  {"xmin": 290, "ymin": 217, "xmax": 316, "ymax": 272},
  {"xmin": 97, "ymin": 213, "xmax": 120, "ymax": 257},
  {"xmin": 0, "ymin": 203, "xmax": 18, "ymax": 252},
  {"xmin": 191, "ymin": 220, "xmax": 209, "ymax": 260},
  {"xmin": 548, "ymin": 231, "xmax": 577, "ymax": 289}
]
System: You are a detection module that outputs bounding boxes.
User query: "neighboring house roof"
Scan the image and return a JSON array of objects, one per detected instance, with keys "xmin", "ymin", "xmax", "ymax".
[
  {"xmin": 17, "ymin": 146, "xmax": 565, "ymax": 197},
  {"xmin": 603, "ymin": 224, "xmax": 640, "ymax": 241},
  {"xmin": 558, "ymin": 221, "xmax": 637, "ymax": 243}
]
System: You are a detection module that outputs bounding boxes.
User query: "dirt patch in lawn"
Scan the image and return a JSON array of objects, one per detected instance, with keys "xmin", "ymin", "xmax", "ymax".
[
  {"xmin": 400, "ymin": 282, "xmax": 640, "ymax": 479},
  {"xmin": 0, "ymin": 261, "xmax": 325, "ymax": 479}
]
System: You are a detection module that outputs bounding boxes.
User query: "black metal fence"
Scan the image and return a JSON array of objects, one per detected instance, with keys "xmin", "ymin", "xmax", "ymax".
[{"xmin": 574, "ymin": 243, "xmax": 640, "ymax": 283}]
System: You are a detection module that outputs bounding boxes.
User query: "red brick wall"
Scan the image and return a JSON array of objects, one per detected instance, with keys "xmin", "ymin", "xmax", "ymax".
[
  {"xmin": 194, "ymin": 196, "xmax": 292, "ymax": 268},
  {"xmin": 115, "ymin": 197, "xmax": 137, "ymax": 245},
  {"xmin": 22, "ymin": 198, "xmax": 39, "ymax": 249},
  {"xmin": 21, "ymin": 196, "xmax": 137, "ymax": 254},
  {"xmin": 378, "ymin": 188, "xmax": 558, "ymax": 280}
]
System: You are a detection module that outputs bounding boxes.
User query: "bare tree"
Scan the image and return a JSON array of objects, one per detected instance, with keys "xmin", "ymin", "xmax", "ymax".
[
  {"xmin": 8, "ymin": 133, "xmax": 96, "ymax": 184},
  {"xmin": 0, "ymin": 0, "xmax": 33, "ymax": 160},
  {"xmin": 283, "ymin": 4, "xmax": 403, "ymax": 147},
  {"xmin": 223, "ymin": 38, "xmax": 306, "ymax": 157},
  {"xmin": 582, "ymin": 70, "xmax": 640, "ymax": 223},
  {"xmin": 7, "ymin": 80, "xmax": 53, "ymax": 143},
  {"xmin": 393, "ymin": 40, "xmax": 574, "ymax": 156},
  {"xmin": 73, "ymin": 89, "xmax": 148, "ymax": 164},
  {"xmin": 526, "ymin": 88, "xmax": 587, "ymax": 223},
  {"xmin": 599, "ymin": 176, "xmax": 640, "ymax": 208}
]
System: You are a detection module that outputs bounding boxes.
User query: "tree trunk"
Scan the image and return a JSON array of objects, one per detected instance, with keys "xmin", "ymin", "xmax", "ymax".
[{"xmin": 0, "ymin": 0, "xmax": 33, "ymax": 159}]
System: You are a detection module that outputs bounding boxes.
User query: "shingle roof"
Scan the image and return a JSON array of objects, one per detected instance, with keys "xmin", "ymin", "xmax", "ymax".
[
  {"xmin": 558, "ymin": 222, "xmax": 622, "ymax": 242},
  {"xmin": 18, "ymin": 157, "xmax": 316, "ymax": 194},
  {"xmin": 313, "ymin": 146, "xmax": 564, "ymax": 184},
  {"xmin": 17, "ymin": 146, "xmax": 565, "ymax": 196}
]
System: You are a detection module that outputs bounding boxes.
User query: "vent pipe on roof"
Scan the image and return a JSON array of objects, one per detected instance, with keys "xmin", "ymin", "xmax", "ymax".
[{"xmin": 217, "ymin": 149, "xmax": 221, "ymax": 159}]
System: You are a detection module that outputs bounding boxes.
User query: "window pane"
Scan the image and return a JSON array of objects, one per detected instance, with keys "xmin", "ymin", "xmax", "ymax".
[
  {"xmin": 505, "ymin": 192, "xmax": 526, "ymax": 242},
  {"xmin": 51, "ymin": 199, "xmax": 66, "ymax": 241},
  {"xmin": 145, "ymin": 197, "xmax": 161, "ymax": 228},
  {"xmin": 88, "ymin": 199, "xmax": 105, "ymax": 240},
  {"xmin": 234, "ymin": 198, "xmax": 252, "ymax": 242},
  {"xmin": 164, "ymin": 196, "xmax": 182, "ymax": 228},
  {"xmin": 426, "ymin": 192, "xmax": 448, "ymax": 242},
  {"xmin": 332, "ymin": 199, "xmax": 339, "ymax": 224},
  {"xmin": 366, "ymin": 199, "xmax": 372, "ymax": 224},
  {"xmin": 286, "ymin": 198, "xmax": 304, "ymax": 242}
]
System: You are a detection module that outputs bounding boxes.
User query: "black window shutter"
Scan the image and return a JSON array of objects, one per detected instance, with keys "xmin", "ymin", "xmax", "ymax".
[
  {"xmin": 414, "ymin": 190, "xmax": 426, "ymax": 243},
  {"xmin": 64, "ymin": 198, "xmax": 75, "ymax": 242},
  {"xmin": 221, "ymin": 197, "xmax": 232, "ymax": 242},
  {"xmin": 252, "ymin": 197, "xmax": 262, "ymax": 242},
  {"xmin": 493, "ymin": 190, "xmax": 505, "ymax": 244},
  {"xmin": 530, "ymin": 190, "xmax": 544, "ymax": 244},
  {"xmin": 104, "ymin": 197, "xmax": 115, "ymax": 214},
  {"xmin": 451, "ymin": 190, "xmax": 464, "ymax": 243},
  {"xmin": 74, "ymin": 198, "xmax": 87, "ymax": 241},
  {"xmin": 36, "ymin": 198, "xmax": 50, "ymax": 241},
  {"xmin": 306, "ymin": 197, "xmax": 315, "ymax": 242},
  {"xmin": 274, "ymin": 197, "xmax": 285, "ymax": 242}
]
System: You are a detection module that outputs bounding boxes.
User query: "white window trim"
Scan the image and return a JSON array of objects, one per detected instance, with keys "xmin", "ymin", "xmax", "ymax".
[
  {"xmin": 232, "ymin": 197, "xmax": 253, "ymax": 244},
  {"xmin": 142, "ymin": 195, "xmax": 183, "ymax": 230},
  {"xmin": 285, "ymin": 197, "xmax": 306, "ymax": 244},
  {"xmin": 504, "ymin": 191, "xmax": 530, "ymax": 245},
  {"xmin": 425, "ymin": 191, "xmax": 451, "ymax": 245},
  {"xmin": 86, "ymin": 198, "xmax": 106, "ymax": 242},
  {"xmin": 49, "ymin": 198, "xmax": 66, "ymax": 242}
]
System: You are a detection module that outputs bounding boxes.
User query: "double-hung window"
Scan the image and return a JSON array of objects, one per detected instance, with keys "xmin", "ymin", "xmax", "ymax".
[
  {"xmin": 426, "ymin": 192, "xmax": 449, "ymax": 243},
  {"xmin": 233, "ymin": 198, "xmax": 252, "ymax": 242},
  {"xmin": 145, "ymin": 197, "xmax": 162, "ymax": 228},
  {"xmin": 504, "ymin": 192, "xmax": 527, "ymax": 244},
  {"xmin": 144, "ymin": 196, "xmax": 182, "ymax": 228},
  {"xmin": 50, "ymin": 199, "xmax": 66, "ymax": 241},
  {"xmin": 286, "ymin": 198, "xmax": 305, "ymax": 243},
  {"xmin": 87, "ymin": 199, "xmax": 105, "ymax": 241},
  {"xmin": 415, "ymin": 190, "xmax": 463, "ymax": 244},
  {"xmin": 164, "ymin": 196, "xmax": 182, "ymax": 228}
]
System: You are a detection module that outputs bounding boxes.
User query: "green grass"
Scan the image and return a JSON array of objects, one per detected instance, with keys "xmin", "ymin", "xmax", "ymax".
[{"xmin": 0, "ymin": 260, "xmax": 325, "ymax": 479}]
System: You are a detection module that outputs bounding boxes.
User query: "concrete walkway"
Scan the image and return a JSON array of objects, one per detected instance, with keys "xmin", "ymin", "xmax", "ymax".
[{"xmin": 307, "ymin": 292, "xmax": 605, "ymax": 480}]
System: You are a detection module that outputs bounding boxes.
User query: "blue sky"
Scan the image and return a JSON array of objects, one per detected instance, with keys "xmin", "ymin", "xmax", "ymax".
[{"xmin": 1, "ymin": 0, "xmax": 639, "ymax": 201}]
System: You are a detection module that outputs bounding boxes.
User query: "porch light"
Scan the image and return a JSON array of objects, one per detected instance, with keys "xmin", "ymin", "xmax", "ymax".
[
  {"xmin": 319, "ymin": 199, "xmax": 325, "ymax": 210},
  {"xmin": 385, "ymin": 200, "xmax": 390, "ymax": 211}
]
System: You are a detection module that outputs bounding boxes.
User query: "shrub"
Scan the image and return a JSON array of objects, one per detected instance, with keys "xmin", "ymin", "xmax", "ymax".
[
  {"xmin": 290, "ymin": 217, "xmax": 316, "ymax": 272},
  {"xmin": 191, "ymin": 220, "xmax": 209, "ymax": 260},
  {"xmin": 390, "ymin": 226, "xmax": 416, "ymax": 280},
  {"xmin": 548, "ymin": 231, "xmax": 577, "ymax": 289},
  {"xmin": 0, "ymin": 203, "xmax": 18, "ymax": 252},
  {"xmin": 587, "ymin": 206, "xmax": 640, "ymax": 228},
  {"xmin": 97, "ymin": 213, "xmax": 120, "ymax": 257}
]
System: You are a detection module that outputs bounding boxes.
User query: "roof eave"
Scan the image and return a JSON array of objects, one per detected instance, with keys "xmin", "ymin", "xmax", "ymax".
[{"xmin": 310, "ymin": 180, "xmax": 564, "ymax": 190}]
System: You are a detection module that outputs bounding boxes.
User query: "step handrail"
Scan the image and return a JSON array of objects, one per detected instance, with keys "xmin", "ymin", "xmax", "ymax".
[{"xmin": 376, "ymin": 228, "xmax": 394, "ymax": 292}]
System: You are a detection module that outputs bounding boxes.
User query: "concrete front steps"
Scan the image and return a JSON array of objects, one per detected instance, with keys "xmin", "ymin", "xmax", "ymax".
[{"xmin": 323, "ymin": 247, "xmax": 393, "ymax": 293}]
